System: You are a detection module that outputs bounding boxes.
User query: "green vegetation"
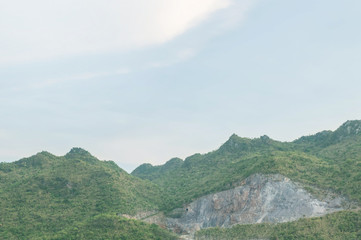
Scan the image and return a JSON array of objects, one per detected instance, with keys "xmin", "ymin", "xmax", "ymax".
[
  {"xmin": 0, "ymin": 148, "xmax": 173, "ymax": 239},
  {"xmin": 1, "ymin": 214, "xmax": 177, "ymax": 240},
  {"xmin": 1, "ymin": 120, "xmax": 361, "ymax": 239},
  {"xmin": 53, "ymin": 214, "xmax": 177, "ymax": 240},
  {"xmin": 132, "ymin": 120, "xmax": 361, "ymax": 211},
  {"xmin": 195, "ymin": 210, "xmax": 361, "ymax": 240}
]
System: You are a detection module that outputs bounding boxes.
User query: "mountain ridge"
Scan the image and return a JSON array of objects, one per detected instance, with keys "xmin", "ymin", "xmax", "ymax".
[
  {"xmin": 1, "ymin": 119, "xmax": 361, "ymax": 239},
  {"xmin": 0, "ymin": 149, "xmax": 173, "ymax": 239},
  {"xmin": 132, "ymin": 120, "xmax": 361, "ymax": 211}
]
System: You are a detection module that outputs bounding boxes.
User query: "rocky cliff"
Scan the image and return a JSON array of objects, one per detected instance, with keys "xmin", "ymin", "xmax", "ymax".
[{"xmin": 165, "ymin": 174, "xmax": 345, "ymax": 234}]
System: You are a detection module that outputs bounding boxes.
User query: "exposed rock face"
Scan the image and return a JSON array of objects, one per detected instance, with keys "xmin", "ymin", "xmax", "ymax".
[{"xmin": 166, "ymin": 174, "xmax": 344, "ymax": 234}]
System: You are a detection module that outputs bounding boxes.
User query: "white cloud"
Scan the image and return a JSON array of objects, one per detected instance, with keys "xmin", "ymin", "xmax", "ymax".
[
  {"xmin": 4, "ymin": 68, "xmax": 130, "ymax": 93},
  {"xmin": 0, "ymin": 0, "xmax": 233, "ymax": 65},
  {"xmin": 29, "ymin": 68, "xmax": 130, "ymax": 89}
]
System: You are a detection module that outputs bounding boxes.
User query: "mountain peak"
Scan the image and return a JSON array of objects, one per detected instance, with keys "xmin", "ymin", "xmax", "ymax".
[
  {"xmin": 163, "ymin": 157, "xmax": 183, "ymax": 171},
  {"xmin": 337, "ymin": 120, "xmax": 361, "ymax": 136},
  {"xmin": 225, "ymin": 133, "xmax": 242, "ymax": 144},
  {"xmin": 229, "ymin": 133, "xmax": 240, "ymax": 140},
  {"xmin": 65, "ymin": 147, "xmax": 94, "ymax": 159},
  {"xmin": 35, "ymin": 151, "xmax": 55, "ymax": 158},
  {"xmin": 294, "ymin": 120, "xmax": 361, "ymax": 146},
  {"xmin": 219, "ymin": 134, "xmax": 254, "ymax": 153},
  {"xmin": 331, "ymin": 120, "xmax": 361, "ymax": 143}
]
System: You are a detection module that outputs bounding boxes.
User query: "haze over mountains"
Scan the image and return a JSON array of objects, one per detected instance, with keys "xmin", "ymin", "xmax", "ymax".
[{"xmin": 1, "ymin": 120, "xmax": 361, "ymax": 239}]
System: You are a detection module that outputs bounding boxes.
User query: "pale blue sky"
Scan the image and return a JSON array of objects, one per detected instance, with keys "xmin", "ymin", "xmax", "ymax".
[{"xmin": 1, "ymin": 0, "xmax": 361, "ymax": 172}]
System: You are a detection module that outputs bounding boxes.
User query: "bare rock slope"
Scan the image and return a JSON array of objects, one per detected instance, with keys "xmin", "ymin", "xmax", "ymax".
[{"xmin": 166, "ymin": 174, "xmax": 344, "ymax": 234}]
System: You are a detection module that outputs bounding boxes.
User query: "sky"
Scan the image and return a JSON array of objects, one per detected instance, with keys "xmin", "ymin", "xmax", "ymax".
[{"xmin": 1, "ymin": 0, "xmax": 361, "ymax": 172}]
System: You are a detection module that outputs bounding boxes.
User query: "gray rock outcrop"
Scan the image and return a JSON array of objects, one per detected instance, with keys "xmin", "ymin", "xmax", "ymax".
[{"xmin": 166, "ymin": 174, "xmax": 344, "ymax": 234}]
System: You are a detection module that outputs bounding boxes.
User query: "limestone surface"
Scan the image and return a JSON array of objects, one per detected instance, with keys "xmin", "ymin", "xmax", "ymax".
[{"xmin": 166, "ymin": 174, "xmax": 344, "ymax": 234}]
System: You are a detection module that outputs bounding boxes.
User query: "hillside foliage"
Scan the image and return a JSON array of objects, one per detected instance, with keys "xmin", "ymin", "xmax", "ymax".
[
  {"xmin": 132, "ymin": 120, "xmax": 361, "ymax": 212},
  {"xmin": 195, "ymin": 210, "xmax": 361, "ymax": 240},
  {"xmin": 0, "ymin": 148, "xmax": 172, "ymax": 239},
  {"xmin": 1, "ymin": 120, "xmax": 361, "ymax": 239}
]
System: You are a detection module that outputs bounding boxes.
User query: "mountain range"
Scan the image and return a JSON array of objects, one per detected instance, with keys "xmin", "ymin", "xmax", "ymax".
[{"xmin": 1, "ymin": 120, "xmax": 361, "ymax": 239}]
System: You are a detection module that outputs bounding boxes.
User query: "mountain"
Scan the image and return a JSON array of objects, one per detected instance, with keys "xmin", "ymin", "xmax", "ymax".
[
  {"xmin": 132, "ymin": 120, "xmax": 361, "ymax": 209},
  {"xmin": 294, "ymin": 120, "xmax": 361, "ymax": 152},
  {"xmin": 132, "ymin": 134, "xmax": 292, "ymax": 211},
  {"xmin": 0, "ymin": 148, "xmax": 176, "ymax": 239},
  {"xmin": 1, "ymin": 120, "xmax": 361, "ymax": 239},
  {"xmin": 132, "ymin": 120, "xmax": 361, "ymax": 238}
]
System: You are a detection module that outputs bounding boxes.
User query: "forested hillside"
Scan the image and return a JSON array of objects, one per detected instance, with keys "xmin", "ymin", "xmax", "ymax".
[
  {"xmin": 1, "ymin": 120, "xmax": 360, "ymax": 239},
  {"xmin": 133, "ymin": 120, "xmax": 361, "ymax": 212},
  {"xmin": 195, "ymin": 210, "xmax": 361, "ymax": 240},
  {"xmin": 0, "ymin": 148, "xmax": 176, "ymax": 239}
]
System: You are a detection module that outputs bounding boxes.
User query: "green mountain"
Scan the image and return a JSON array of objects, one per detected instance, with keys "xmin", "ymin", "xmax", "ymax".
[
  {"xmin": 0, "ymin": 148, "xmax": 176, "ymax": 239},
  {"xmin": 132, "ymin": 120, "xmax": 361, "ymax": 211},
  {"xmin": 132, "ymin": 121, "xmax": 361, "ymax": 239},
  {"xmin": 131, "ymin": 120, "xmax": 361, "ymax": 239},
  {"xmin": 1, "ymin": 120, "xmax": 361, "ymax": 239}
]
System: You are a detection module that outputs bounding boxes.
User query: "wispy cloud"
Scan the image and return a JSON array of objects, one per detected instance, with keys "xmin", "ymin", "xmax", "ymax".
[
  {"xmin": 8, "ymin": 68, "xmax": 130, "ymax": 92},
  {"xmin": 0, "ymin": 0, "xmax": 233, "ymax": 65}
]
